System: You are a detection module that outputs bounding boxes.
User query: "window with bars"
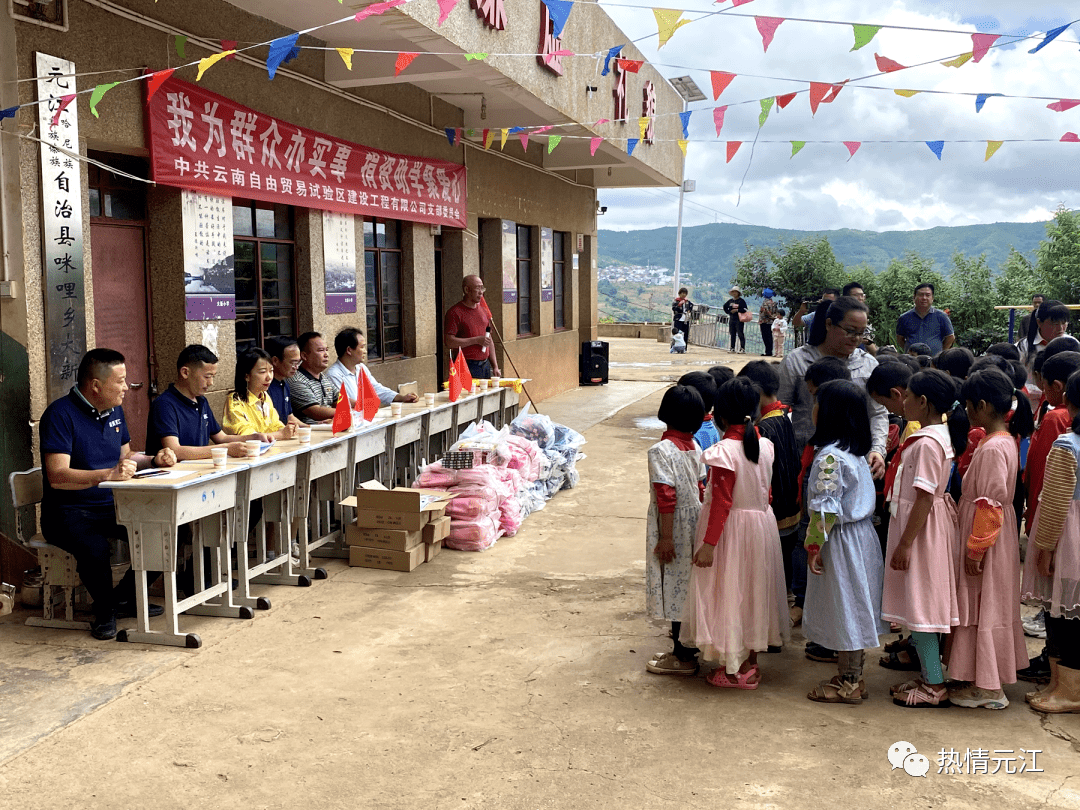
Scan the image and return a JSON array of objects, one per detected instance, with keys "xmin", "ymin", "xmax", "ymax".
[
  {"xmin": 516, "ymin": 224, "xmax": 533, "ymax": 336},
  {"xmin": 10, "ymin": 0, "xmax": 68, "ymax": 30},
  {"xmin": 553, "ymin": 231, "xmax": 568, "ymax": 330},
  {"xmin": 364, "ymin": 218, "xmax": 404, "ymax": 360},
  {"xmin": 232, "ymin": 200, "xmax": 296, "ymax": 355}
]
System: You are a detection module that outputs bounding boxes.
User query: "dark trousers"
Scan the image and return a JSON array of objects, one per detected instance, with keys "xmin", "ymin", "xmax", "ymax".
[
  {"xmin": 760, "ymin": 322, "xmax": 774, "ymax": 356},
  {"xmin": 466, "ymin": 359, "xmax": 492, "ymax": 379},
  {"xmin": 42, "ymin": 504, "xmax": 157, "ymax": 621},
  {"xmin": 1046, "ymin": 615, "xmax": 1080, "ymax": 668},
  {"xmin": 729, "ymin": 319, "xmax": 745, "ymax": 350}
]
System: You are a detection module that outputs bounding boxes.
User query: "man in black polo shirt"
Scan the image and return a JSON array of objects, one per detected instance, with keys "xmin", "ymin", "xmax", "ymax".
[
  {"xmin": 288, "ymin": 331, "xmax": 339, "ymax": 424},
  {"xmin": 266, "ymin": 336, "xmax": 304, "ymax": 427},
  {"xmin": 40, "ymin": 348, "xmax": 176, "ymax": 640}
]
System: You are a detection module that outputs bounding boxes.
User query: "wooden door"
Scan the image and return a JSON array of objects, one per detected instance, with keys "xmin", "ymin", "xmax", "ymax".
[{"xmin": 90, "ymin": 222, "xmax": 152, "ymax": 449}]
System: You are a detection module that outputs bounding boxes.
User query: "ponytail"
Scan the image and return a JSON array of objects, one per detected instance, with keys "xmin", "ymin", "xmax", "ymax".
[
  {"xmin": 742, "ymin": 415, "xmax": 760, "ymax": 464},
  {"xmin": 1009, "ymin": 389, "xmax": 1035, "ymax": 439},
  {"xmin": 961, "ymin": 368, "xmax": 1034, "ymax": 440},
  {"xmin": 715, "ymin": 378, "xmax": 761, "ymax": 464},
  {"xmin": 910, "ymin": 368, "xmax": 967, "ymax": 456},
  {"xmin": 946, "ymin": 401, "xmax": 969, "ymax": 458}
]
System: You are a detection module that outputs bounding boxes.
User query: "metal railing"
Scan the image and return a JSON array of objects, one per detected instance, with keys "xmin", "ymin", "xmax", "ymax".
[{"xmin": 687, "ymin": 307, "xmax": 794, "ymax": 356}]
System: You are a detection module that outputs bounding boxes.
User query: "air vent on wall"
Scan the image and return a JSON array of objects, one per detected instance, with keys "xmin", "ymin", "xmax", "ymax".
[{"xmin": 10, "ymin": 0, "xmax": 68, "ymax": 31}]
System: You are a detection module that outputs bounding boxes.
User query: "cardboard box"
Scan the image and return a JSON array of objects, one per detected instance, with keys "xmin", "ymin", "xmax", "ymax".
[
  {"xmin": 423, "ymin": 515, "xmax": 451, "ymax": 545},
  {"xmin": 345, "ymin": 522, "xmax": 423, "ymax": 552},
  {"xmin": 425, "ymin": 540, "xmax": 443, "ymax": 562},
  {"xmin": 348, "ymin": 543, "xmax": 425, "ymax": 572},
  {"xmin": 341, "ymin": 481, "xmax": 454, "ymax": 532}
]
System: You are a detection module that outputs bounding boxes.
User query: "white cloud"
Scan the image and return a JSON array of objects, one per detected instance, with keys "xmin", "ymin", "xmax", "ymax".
[{"xmin": 598, "ymin": 1, "xmax": 1080, "ymax": 232}]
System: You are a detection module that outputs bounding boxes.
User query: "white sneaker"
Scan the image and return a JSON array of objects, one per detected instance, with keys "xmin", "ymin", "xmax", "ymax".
[{"xmin": 1023, "ymin": 609, "xmax": 1047, "ymax": 638}]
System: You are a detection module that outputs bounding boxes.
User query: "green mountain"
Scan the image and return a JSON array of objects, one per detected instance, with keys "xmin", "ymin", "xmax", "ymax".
[{"xmin": 598, "ymin": 221, "xmax": 1049, "ymax": 283}]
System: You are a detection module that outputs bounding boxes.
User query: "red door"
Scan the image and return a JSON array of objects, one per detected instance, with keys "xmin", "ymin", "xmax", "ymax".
[{"xmin": 90, "ymin": 222, "xmax": 152, "ymax": 450}]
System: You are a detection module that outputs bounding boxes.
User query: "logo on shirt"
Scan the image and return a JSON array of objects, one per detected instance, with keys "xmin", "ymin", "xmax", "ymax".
[{"xmin": 107, "ymin": 418, "xmax": 122, "ymax": 432}]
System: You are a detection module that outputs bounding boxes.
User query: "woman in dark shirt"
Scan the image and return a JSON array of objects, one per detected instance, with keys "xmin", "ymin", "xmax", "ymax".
[{"xmin": 723, "ymin": 285, "xmax": 749, "ymax": 353}]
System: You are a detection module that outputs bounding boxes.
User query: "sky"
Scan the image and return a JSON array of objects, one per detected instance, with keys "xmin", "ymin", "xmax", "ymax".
[{"xmin": 596, "ymin": 1, "xmax": 1080, "ymax": 233}]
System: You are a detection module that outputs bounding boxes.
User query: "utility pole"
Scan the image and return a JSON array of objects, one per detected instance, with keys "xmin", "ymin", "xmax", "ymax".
[{"xmin": 668, "ymin": 76, "xmax": 705, "ymax": 301}]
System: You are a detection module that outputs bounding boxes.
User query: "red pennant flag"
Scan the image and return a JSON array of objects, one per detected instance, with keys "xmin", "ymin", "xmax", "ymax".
[
  {"xmin": 843, "ymin": 141, "xmax": 862, "ymax": 159},
  {"xmin": 874, "ymin": 53, "xmax": 906, "ymax": 73},
  {"xmin": 823, "ymin": 81, "xmax": 848, "ymax": 103},
  {"xmin": 455, "ymin": 350, "xmax": 474, "ymax": 392},
  {"xmin": 710, "ymin": 71, "xmax": 735, "ymax": 100},
  {"xmin": 971, "ymin": 33, "xmax": 1000, "ymax": 63},
  {"xmin": 615, "ymin": 58, "xmax": 643, "ymax": 73},
  {"xmin": 146, "ymin": 68, "xmax": 176, "ymax": 101},
  {"xmin": 331, "ymin": 382, "xmax": 352, "ymax": 434},
  {"xmin": 448, "ymin": 357, "xmax": 462, "ymax": 402},
  {"xmin": 775, "ymin": 92, "xmax": 797, "ymax": 109},
  {"xmin": 50, "ymin": 94, "xmax": 76, "ymax": 128},
  {"xmin": 1048, "ymin": 99, "xmax": 1080, "ymax": 112},
  {"xmin": 809, "ymin": 82, "xmax": 831, "ymax": 115},
  {"xmin": 221, "ymin": 40, "xmax": 237, "ymax": 60},
  {"xmin": 358, "ymin": 367, "xmax": 380, "ymax": 421},
  {"xmin": 713, "ymin": 105, "xmax": 727, "ymax": 136},
  {"xmin": 755, "ymin": 16, "xmax": 784, "ymax": 52},
  {"xmin": 395, "ymin": 52, "xmax": 418, "ymax": 76},
  {"xmin": 725, "ymin": 141, "xmax": 742, "ymax": 162},
  {"xmin": 1061, "ymin": 132, "xmax": 1080, "ymax": 143},
  {"xmin": 479, "ymin": 296, "xmax": 493, "ymax": 321}
]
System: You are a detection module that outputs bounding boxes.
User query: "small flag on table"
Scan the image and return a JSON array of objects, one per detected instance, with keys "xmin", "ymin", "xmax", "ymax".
[
  {"xmin": 357, "ymin": 366, "xmax": 381, "ymax": 421},
  {"xmin": 455, "ymin": 350, "xmax": 473, "ymax": 392},
  {"xmin": 448, "ymin": 357, "xmax": 462, "ymax": 402},
  {"xmin": 332, "ymin": 382, "xmax": 352, "ymax": 434}
]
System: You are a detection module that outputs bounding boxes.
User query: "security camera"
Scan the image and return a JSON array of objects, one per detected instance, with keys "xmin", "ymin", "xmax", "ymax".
[{"xmin": 597, "ymin": 206, "xmax": 608, "ymax": 215}]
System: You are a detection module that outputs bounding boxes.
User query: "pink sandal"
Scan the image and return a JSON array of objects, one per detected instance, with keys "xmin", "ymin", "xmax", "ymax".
[{"xmin": 706, "ymin": 665, "xmax": 759, "ymax": 690}]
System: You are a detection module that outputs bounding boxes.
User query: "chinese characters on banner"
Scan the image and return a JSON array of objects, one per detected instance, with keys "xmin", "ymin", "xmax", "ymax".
[
  {"xmin": 148, "ymin": 77, "xmax": 467, "ymax": 229},
  {"xmin": 323, "ymin": 210, "xmax": 357, "ymax": 314},
  {"xmin": 35, "ymin": 53, "xmax": 87, "ymax": 404},
  {"xmin": 181, "ymin": 190, "xmax": 235, "ymax": 320},
  {"xmin": 540, "ymin": 227, "xmax": 554, "ymax": 302},
  {"xmin": 500, "ymin": 219, "xmax": 517, "ymax": 304}
]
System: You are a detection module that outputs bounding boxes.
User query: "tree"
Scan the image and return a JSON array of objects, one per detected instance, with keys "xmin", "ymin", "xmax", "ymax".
[
  {"xmin": 732, "ymin": 236, "xmax": 846, "ymax": 312},
  {"xmin": 1036, "ymin": 206, "xmax": 1080, "ymax": 304},
  {"xmin": 867, "ymin": 252, "xmax": 949, "ymax": 348},
  {"xmin": 947, "ymin": 253, "xmax": 997, "ymax": 335},
  {"xmin": 995, "ymin": 248, "xmax": 1040, "ymax": 339}
]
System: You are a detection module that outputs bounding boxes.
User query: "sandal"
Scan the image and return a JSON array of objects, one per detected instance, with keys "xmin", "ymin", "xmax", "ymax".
[
  {"xmin": 706, "ymin": 665, "xmax": 759, "ymax": 690},
  {"xmin": 893, "ymin": 681, "xmax": 951, "ymax": 708},
  {"xmin": 646, "ymin": 652, "xmax": 698, "ymax": 676},
  {"xmin": 889, "ymin": 677, "xmax": 922, "ymax": 696},
  {"xmin": 879, "ymin": 647, "xmax": 921, "ymax": 671},
  {"xmin": 807, "ymin": 676, "xmax": 867, "ymax": 704},
  {"xmin": 882, "ymin": 636, "xmax": 909, "ymax": 655}
]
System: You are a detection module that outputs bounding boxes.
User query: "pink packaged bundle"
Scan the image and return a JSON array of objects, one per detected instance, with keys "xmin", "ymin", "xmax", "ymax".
[
  {"xmin": 499, "ymin": 495, "xmax": 523, "ymax": 536},
  {"xmin": 446, "ymin": 485, "xmax": 500, "ymax": 519},
  {"xmin": 506, "ymin": 435, "xmax": 542, "ymax": 482},
  {"xmin": 446, "ymin": 515, "xmax": 501, "ymax": 551}
]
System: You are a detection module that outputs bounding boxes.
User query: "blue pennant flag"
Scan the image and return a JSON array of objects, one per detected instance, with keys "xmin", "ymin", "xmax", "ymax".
[
  {"xmin": 679, "ymin": 110, "xmax": 691, "ymax": 139},
  {"xmin": 1029, "ymin": 23, "xmax": 1071, "ymax": 54},
  {"xmin": 925, "ymin": 141, "xmax": 944, "ymax": 160},
  {"xmin": 507, "ymin": 126, "xmax": 524, "ymax": 134},
  {"xmin": 267, "ymin": 33, "xmax": 300, "ymax": 79},
  {"xmin": 600, "ymin": 44, "xmax": 624, "ymax": 77},
  {"xmin": 627, "ymin": 138, "xmax": 639, "ymax": 156},
  {"xmin": 541, "ymin": 0, "xmax": 573, "ymax": 38},
  {"xmin": 445, "ymin": 128, "xmax": 456, "ymax": 146},
  {"xmin": 283, "ymin": 45, "xmax": 302, "ymax": 65},
  {"xmin": 975, "ymin": 93, "xmax": 1001, "ymax": 113},
  {"xmin": 0, "ymin": 106, "xmax": 17, "ymax": 120}
]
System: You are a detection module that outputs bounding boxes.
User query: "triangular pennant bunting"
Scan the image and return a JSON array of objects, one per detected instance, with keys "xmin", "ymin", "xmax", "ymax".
[
  {"xmin": 725, "ymin": 141, "xmax": 742, "ymax": 162},
  {"xmin": 678, "ymin": 110, "xmax": 691, "ymax": 138},
  {"xmin": 809, "ymin": 82, "xmax": 831, "ymax": 115},
  {"xmin": 336, "ymin": 48, "xmax": 355, "ymax": 70},
  {"xmin": 985, "ymin": 140, "xmax": 1003, "ymax": 161},
  {"xmin": 89, "ymin": 82, "xmax": 119, "ymax": 118},
  {"xmin": 601, "ymin": 44, "xmax": 624, "ymax": 76},
  {"xmin": 710, "ymin": 71, "xmax": 735, "ymax": 100},
  {"xmin": 50, "ymin": 94, "xmax": 76, "ymax": 128},
  {"xmin": 500, "ymin": 128, "xmax": 509, "ymax": 149},
  {"xmin": 541, "ymin": 0, "xmax": 574, "ymax": 38},
  {"xmin": 437, "ymin": 0, "xmax": 461, "ymax": 25},
  {"xmin": 547, "ymin": 135, "xmax": 561, "ymax": 153},
  {"xmin": 1030, "ymin": 23, "xmax": 1071, "ymax": 54},
  {"xmin": 445, "ymin": 128, "xmax": 456, "ymax": 146},
  {"xmin": 713, "ymin": 105, "xmax": 727, "ymax": 136},
  {"xmin": 823, "ymin": 81, "xmax": 848, "ymax": 103},
  {"xmin": 267, "ymin": 33, "xmax": 300, "ymax": 79},
  {"xmin": 850, "ymin": 24, "xmax": 881, "ymax": 51},
  {"xmin": 174, "ymin": 35, "xmax": 187, "ymax": 59},
  {"xmin": 975, "ymin": 93, "xmax": 1001, "ymax": 113},
  {"xmin": 874, "ymin": 53, "xmax": 906, "ymax": 73},
  {"xmin": 1061, "ymin": 132, "xmax": 1080, "ymax": 143},
  {"xmin": 197, "ymin": 50, "xmax": 235, "ymax": 82},
  {"xmin": 754, "ymin": 16, "xmax": 784, "ymax": 53},
  {"xmin": 220, "ymin": 40, "xmax": 237, "ymax": 60},
  {"xmin": 776, "ymin": 92, "xmax": 796, "ymax": 109},
  {"xmin": 483, "ymin": 129, "xmax": 494, "ymax": 149},
  {"xmin": 0, "ymin": 106, "xmax": 17, "ymax": 121},
  {"xmin": 1048, "ymin": 99, "xmax": 1080, "ymax": 112},
  {"xmin": 395, "ymin": 52, "xmax": 418, "ymax": 76},
  {"xmin": 616, "ymin": 58, "xmax": 643, "ymax": 72},
  {"xmin": 590, "ymin": 137, "xmax": 603, "ymax": 156},
  {"xmin": 790, "ymin": 141, "xmax": 805, "ymax": 158},
  {"xmin": 843, "ymin": 141, "xmax": 861, "ymax": 159},
  {"xmin": 677, "ymin": 139, "xmax": 688, "ymax": 156},
  {"xmin": 627, "ymin": 138, "xmax": 639, "ymax": 155},
  {"xmin": 355, "ymin": 0, "xmax": 406, "ymax": 22},
  {"xmin": 146, "ymin": 69, "xmax": 175, "ymax": 101},
  {"xmin": 971, "ymin": 33, "xmax": 1000, "ymax": 62},
  {"xmin": 758, "ymin": 97, "xmax": 774, "ymax": 127},
  {"xmin": 942, "ymin": 52, "xmax": 974, "ymax": 68},
  {"xmin": 638, "ymin": 116, "xmax": 649, "ymax": 139},
  {"xmin": 518, "ymin": 132, "xmax": 529, "ymax": 151},
  {"xmin": 925, "ymin": 140, "xmax": 944, "ymax": 160},
  {"xmin": 464, "ymin": 52, "xmax": 487, "ymax": 61},
  {"xmin": 894, "ymin": 89, "xmax": 921, "ymax": 98},
  {"xmin": 653, "ymin": 8, "xmax": 691, "ymax": 48}
]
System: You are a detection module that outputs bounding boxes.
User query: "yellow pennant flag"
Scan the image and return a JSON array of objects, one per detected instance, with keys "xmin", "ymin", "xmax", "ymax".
[
  {"xmin": 483, "ymin": 129, "xmax": 495, "ymax": 149},
  {"xmin": 985, "ymin": 140, "xmax": 1004, "ymax": 162},
  {"xmin": 677, "ymin": 139, "xmax": 688, "ymax": 156},
  {"xmin": 196, "ymin": 50, "xmax": 235, "ymax": 82},
  {"xmin": 653, "ymin": 9, "xmax": 691, "ymax": 48},
  {"xmin": 942, "ymin": 52, "xmax": 974, "ymax": 68},
  {"xmin": 638, "ymin": 116, "xmax": 649, "ymax": 139},
  {"xmin": 894, "ymin": 89, "xmax": 921, "ymax": 98},
  {"xmin": 500, "ymin": 129, "xmax": 509, "ymax": 150},
  {"xmin": 336, "ymin": 48, "xmax": 355, "ymax": 70}
]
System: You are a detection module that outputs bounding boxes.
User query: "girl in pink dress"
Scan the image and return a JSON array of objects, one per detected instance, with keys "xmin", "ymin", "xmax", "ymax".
[
  {"xmin": 882, "ymin": 369, "xmax": 967, "ymax": 707},
  {"xmin": 944, "ymin": 368, "xmax": 1034, "ymax": 709},
  {"xmin": 684, "ymin": 378, "xmax": 789, "ymax": 689}
]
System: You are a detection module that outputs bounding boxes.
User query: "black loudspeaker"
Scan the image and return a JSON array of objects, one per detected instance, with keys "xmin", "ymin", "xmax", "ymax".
[{"xmin": 580, "ymin": 341, "xmax": 609, "ymax": 386}]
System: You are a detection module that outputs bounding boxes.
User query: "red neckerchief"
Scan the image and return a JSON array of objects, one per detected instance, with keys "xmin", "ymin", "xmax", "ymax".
[
  {"xmin": 702, "ymin": 413, "xmax": 714, "ymax": 422},
  {"xmin": 883, "ymin": 431, "xmax": 941, "ymax": 502},
  {"xmin": 797, "ymin": 444, "xmax": 815, "ymax": 505},
  {"xmin": 760, "ymin": 401, "xmax": 786, "ymax": 419},
  {"xmin": 721, "ymin": 424, "xmax": 759, "ymax": 441},
  {"xmin": 662, "ymin": 429, "xmax": 696, "ymax": 451}
]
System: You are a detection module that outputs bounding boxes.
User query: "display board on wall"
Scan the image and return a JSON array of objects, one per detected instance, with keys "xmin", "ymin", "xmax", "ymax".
[
  {"xmin": 501, "ymin": 219, "xmax": 517, "ymax": 304},
  {"xmin": 323, "ymin": 210, "xmax": 357, "ymax": 314},
  {"xmin": 182, "ymin": 190, "xmax": 235, "ymax": 320},
  {"xmin": 36, "ymin": 53, "xmax": 87, "ymax": 404},
  {"xmin": 540, "ymin": 227, "xmax": 554, "ymax": 302}
]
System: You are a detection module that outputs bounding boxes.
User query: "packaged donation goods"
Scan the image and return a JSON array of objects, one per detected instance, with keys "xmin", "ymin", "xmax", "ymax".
[{"xmin": 341, "ymin": 482, "xmax": 453, "ymax": 571}]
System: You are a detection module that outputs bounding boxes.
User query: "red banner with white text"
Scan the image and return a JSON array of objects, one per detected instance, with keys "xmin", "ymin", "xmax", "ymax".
[{"xmin": 148, "ymin": 77, "xmax": 467, "ymax": 228}]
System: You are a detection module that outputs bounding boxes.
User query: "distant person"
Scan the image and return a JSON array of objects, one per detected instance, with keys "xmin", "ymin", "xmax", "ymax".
[
  {"xmin": 794, "ymin": 288, "xmax": 840, "ymax": 334},
  {"xmin": 1018, "ymin": 293, "xmax": 1045, "ymax": 341},
  {"xmin": 670, "ymin": 326, "xmax": 686, "ymax": 354},
  {"xmin": 326, "ymin": 327, "xmax": 417, "ymax": 407},
  {"xmin": 445, "ymin": 275, "xmax": 500, "ymax": 379},
  {"xmin": 723, "ymin": 285, "xmax": 748, "ymax": 354},
  {"xmin": 907, "ymin": 343, "xmax": 932, "ymax": 358},
  {"xmin": 772, "ymin": 309, "xmax": 788, "ymax": 359},
  {"xmin": 1018, "ymin": 299, "xmax": 1071, "ymax": 408},
  {"xmin": 895, "ymin": 283, "xmax": 955, "ymax": 355},
  {"xmin": 672, "ymin": 287, "xmax": 694, "ymax": 348},
  {"xmin": 758, "ymin": 288, "xmax": 779, "ymax": 356},
  {"xmin": 843, "ymin": 282, "xmax": 878, "ymax": 354}
]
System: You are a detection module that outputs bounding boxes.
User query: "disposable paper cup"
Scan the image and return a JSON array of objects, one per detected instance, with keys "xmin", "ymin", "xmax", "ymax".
[
  {"xmin": 478, "ymin": 379, "xmax": 489, "ymax": 390},
  {"xmin": 210, "ymin": 445, "xmax": 228, "ymax": 470},
  {"xmin": 391, "ymin": 403, "xmax": 402, "ymax": 417},
  {"xmin": 424, "ymin": 393, "xmax": 436, "ymax": 407},
  {"xmin": 490, "ymin": 377, "xmax": 501, "ymax": 388},
  {"xmin": 244, "ymin": 439, "xmax": 261, "ymax": 458},
  {"xmin": 298, "ymin": 426, "xmax": 312, "ymax": 445}
]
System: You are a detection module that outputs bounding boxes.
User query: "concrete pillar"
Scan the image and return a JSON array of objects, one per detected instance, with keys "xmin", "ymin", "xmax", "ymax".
[
  {"xmin": 402, "ymin": 221, "xmax": 435, "ymax": 359},
  {"xmin": 579, "ymin": 234, "xmax": 598, "ymax": 342}
]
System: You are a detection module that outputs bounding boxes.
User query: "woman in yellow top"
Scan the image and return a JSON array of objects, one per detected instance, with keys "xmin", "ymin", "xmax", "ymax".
[{"xmin": 224, "ymin": 347, "xmax": 298, "ymax": 440}]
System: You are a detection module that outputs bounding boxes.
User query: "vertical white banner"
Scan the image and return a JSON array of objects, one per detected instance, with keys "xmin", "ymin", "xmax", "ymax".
[
  {"xmin": 182, "ymin": 190, "xmax": 235, "ymax": 320},
  {"xmin": 322, "ymin": 210, "xmax": 356, "ymax": 314}
]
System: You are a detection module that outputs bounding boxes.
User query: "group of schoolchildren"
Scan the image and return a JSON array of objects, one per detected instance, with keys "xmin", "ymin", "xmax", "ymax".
[{"xmin": 645, "ymin": 309, "xmax": 1080, "ymax": 714}]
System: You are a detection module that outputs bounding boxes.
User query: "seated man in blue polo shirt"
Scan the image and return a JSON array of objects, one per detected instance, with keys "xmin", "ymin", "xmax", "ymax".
[
  {"xmin": 40, "ymin": 348, "xmax": 176, "ymax": 640},
  {"xmin": 266, "ymin": 336, "xmax": 304, "ymax": 427}
]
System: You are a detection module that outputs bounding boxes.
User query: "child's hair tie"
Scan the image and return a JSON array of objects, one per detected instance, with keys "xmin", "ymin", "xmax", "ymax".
[
  {"xmin": 951, "ymin": 400, "xmax": 961, "ymax": 411},
  {"xmin": 745, "ymin": 415, "xmax": 752, "ymax": 424}
]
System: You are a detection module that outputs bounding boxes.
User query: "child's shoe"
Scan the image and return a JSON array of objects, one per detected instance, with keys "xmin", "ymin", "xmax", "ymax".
[
  {"xmin": 893, "ymin": 681, "xmax": 951, "ymax": 708},
  {"xmin": 948, "ymin": 684, "xmax": 1009, "ymax": 710}
]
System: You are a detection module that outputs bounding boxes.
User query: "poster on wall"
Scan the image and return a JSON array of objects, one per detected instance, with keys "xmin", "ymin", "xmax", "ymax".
[
  {"xmin": 540, "ymin": 227, "xmax": 554, "ymax": 302},
  {"xmin": 501, "ymin": 219, "xmax": 517, "ymax": 304},
  {"xmin": 182, "ymin": 190, "xmax": 235, "ymax": 320},
  {"xmin": 36, "ymin": 53, "xmax": 87, "ymax": 405},
  {"xmin": 323, "ymin": 210, "xmax": 356, "ymax": 314}
]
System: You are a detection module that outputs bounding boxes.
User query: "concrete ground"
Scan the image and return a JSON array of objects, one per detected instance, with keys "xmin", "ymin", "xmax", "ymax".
[{"xmin": 1, "ymin": 338, "xmax": 1078, "ymax": 809}]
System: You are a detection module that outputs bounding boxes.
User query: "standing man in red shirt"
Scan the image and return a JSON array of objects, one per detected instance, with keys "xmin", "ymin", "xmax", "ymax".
[{"xmin": 445, "ymin": 275, "xmax": 501, "ymax": 379}]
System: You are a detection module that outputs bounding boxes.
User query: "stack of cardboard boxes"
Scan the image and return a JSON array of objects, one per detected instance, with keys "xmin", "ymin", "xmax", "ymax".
[{"xmin": 342, "ymin": 482, "xmax": 453, "ymax": 572}]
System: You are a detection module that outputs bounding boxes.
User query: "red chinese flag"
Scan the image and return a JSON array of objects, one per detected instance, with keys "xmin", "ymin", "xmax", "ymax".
[
  {"xmin": 479, "ymin": 296, "xmax": 493, "ymax": 320},
  {"xmin": 455, "ymin": 350, "xmax": 473, "ymax": 392},
  {"xmin": 359, "ymin": 367, "xmax": 380, "ymax": 421},
  {"xmin": 448, "ymin": 359, "xmax": 461, "ymax": 402},
  {"xmin": 331, "ymin": 382, "xmax": 352, "ymax": 434}
]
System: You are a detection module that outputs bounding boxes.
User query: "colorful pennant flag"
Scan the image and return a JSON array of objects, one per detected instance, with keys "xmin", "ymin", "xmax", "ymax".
[
  {"xmin": 710, "ymin": 71, "xmax": 735, "ymax": 100},
  {"xmin": 713, "ymin": 105, "xmax": 727, "ymax": 136},
  {"xmin": 776, "ymin": 92, "xmax": 796, "ymax": 109},
  {"xmin": 267, "ymin": 33, "xmax": 300, "ymax": 79},
  {"xmin": 894, "ymin": 89, "xmax": 921, "ymax": 98},
  {"xmin": 843, "ymin": 141, "xmax": 862, "ymax": 159},
  {"xmin": 593, "ymin": 118, "xmax": 610, "ymax": 126},
  {"xmin": 975, "ymin": 93, "xmax": 1001, "ymax": 113},
  {"xmin": 985, "ymin": 141, "xmax": 1003, "ymax": 161},
  {"xmin": 790, "ymin": 141, "xmax": 805, "ymax": 158},
  {"xmin": 755, "ymin": 16, "xmax": 784, "ymax": 52},
  {"xmin": 600, "ymin": 44, "xmax": 624, "ymax": 76},
  {"xmin": 445, "ymin": 128, "xmax": 456, "ymax": 146},
  {"xmin": 971, "ymin": 33, "xmax": 1000, "ymax": 62},
  {"xmin": 1048, "ymin": 99, "xmax": 1080, "ymax": 112},
  {"xmin": 678, "ymin": 110, "xmax": 691, "ymax": 138},
  {"xmin": 174, "ymin": 35, "xmax": 187, "ymax": 59},
  {"xmin": 395, "ymin": 52, "xmax": 418, "ymax": 75},
  {"xmin": 146, "ymin": 69, "xmax": 175, "ymax": 101},
  {"xmin": 547, "ymin": 135, "xmax": 561, "ymax": 153},
  {"xmin": 89, "ymin": 82, "xmax": 119, "ymax": 118},
  {"xmin": 1061, "ymin": 132, "xmax": 1080, "ymax": 143},
  {"xmin": 500, "ymin": 128, "xmax": 509, "ymax": 149},
  {"xmin": 725, "ymin": 141, "xmax": 742, "ymax": 162},
  {"xmin": 464, "ymin": 53, "xmax": 487, "ymax": 61},
  {"xmin": 677, "ymin": 139, "xmax": 688, "ymax": 156},
  {"xmin": 50, "ymin": 94, "xmax": 75, "ymax": 127},
  {"xmin": 638, "ymin": 116, "xmax": 649, "ymax": 139},
  {"xmin": 542, "ymin": 0, "xmax": 574, "ymax": 38},
  {"xmin": 437, "ymin": 0, "xmax": 461, "ymax": 25},
  {"xmin": 518, "ymin": 132, "xmax": 529, "ymax": 151},
  {"xmin": 0, "ymin": 106, "xmax": 17, "ymax": 121},
  {"xmin": 448, "ymin": 357, "xmax": 461, "ymax": 402},
  {"xmin": 332, "ymin": 382, "xmax": 352, "ymax": 434},
  {"xmin": 454, "ymin": 350, "xmax": 473, "ymax": 393},
  {"xmin": 654, "ymin": 9, "xmax": 691, "ymax": 48},
  {"xmin": 758, "ymin": 97, "xmax": 774, "ymax": 127},
  {"xmin": 197, "ymin": 50, "xmax": 235, "ymax": 82},
  {"xmin": 925, "ymin": 140, "xmax": 944, "ymax": 160},
  {"xmin": 809, "ymin": 82, "xmax": 831, "ymax": 115},
  {"xmin": 731, "ymin": 0, "xmax": 755, "ymax": 5},
  {"xmin": 627, "ymin": 138, "xmax": 639, "ymax": 155},
  {"xmin": 220, "ymin": 40, "xmax": 237, "ymax": 60},
  {"xmin": 874, "ymin": 53, "xmax": 906, "ymax": 73},
  {"xmin": 590, "ymin": 137, "xmax": 603, "ymax": 156},
  {"xmin": 616, "ymin": 58, "xmax": 643, "ymax": 72},
  {"xmin": 941, "ymin": 52, "xmax": 974, "ymax": 68},
  {"xmin": 1030, "ymin": 23, "xmax": 1072, "ymax": 54},
  {"xmin": 336, "ymin": 48, "xmax": 355, "ymax": 70},
  {"xmin": 355, "ymin": 0, "xmax": 406, "ymax": 22},
  {"xmin": 850, "ymin": 24, "xmax": 880, "ymax": 51},
  {"xmin": 483, "ymin": 129, "xmax": 494, "ymax": 149}
]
